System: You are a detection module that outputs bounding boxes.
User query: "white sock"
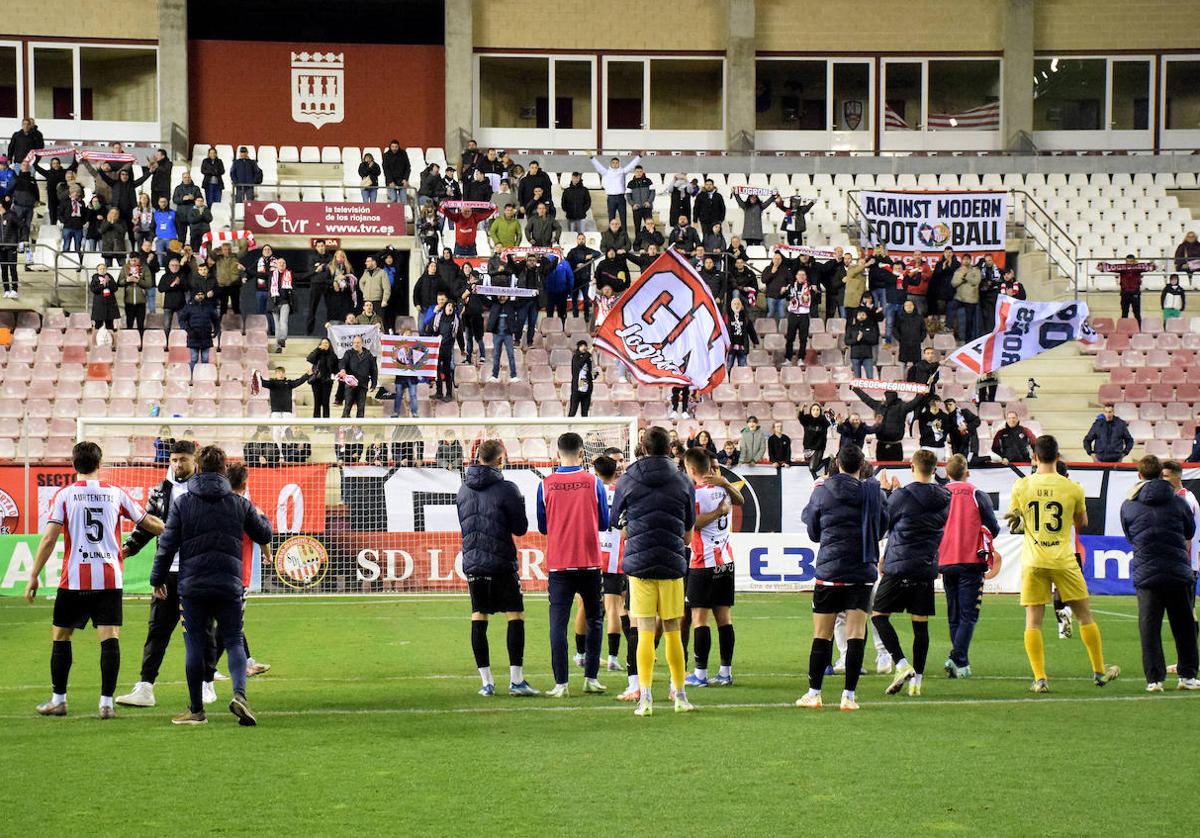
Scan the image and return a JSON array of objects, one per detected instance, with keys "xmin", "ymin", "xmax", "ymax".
[
  {"xmin": 203, "ymin": 680, "xmax": 213, "ymax": 690},
  {"xmin": 608, "ymin": 655, "xmax": 619, "ymax": 665},
  {"xmin": 478, "ymin": 666, "xmax": 493, "ymax": 687},
  {"xmin": 719, "ymin": 665, "xmax": 731, "ymax": 677},
  {"xmin": 640, "ymin": 687, "xmax": 652, "ymax": 701},
  {"xmin": 99, "ymin": 695, "xmax": 113, "ymax": 709},
  {"xmin": 897, "ymin": 658, "xmax": 910, "ymax": 671},
  {"xmin": 695, "ymin": 668, "xmax": 708, "ymax": 680},
  {"xmin": 805, "ymin": 687, "xmax": 821, "ymax": 699},
  {"xmin": 628, "ymin": 674, "xmax": 639, "ymax": 690},
  {"xmin": 509, "ymin": 665, "xmax": 523, "ymax": 684},
  {"xmin": 842, "ymin": 689, "xmax": 856, "ymax": 701},
  {"xmin": 52, "ymin": 692, "xmax": 66, "ymax": 704}
]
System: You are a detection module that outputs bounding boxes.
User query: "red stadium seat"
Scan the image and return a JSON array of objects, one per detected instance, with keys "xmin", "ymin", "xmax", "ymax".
[
  {"xmin": 1097, "ymin": 383, "xmax": 1123, "ymax": 403},
  {"xmin": 1123, "ymin": 384, "xmax": 1150, "ymax": 402}
]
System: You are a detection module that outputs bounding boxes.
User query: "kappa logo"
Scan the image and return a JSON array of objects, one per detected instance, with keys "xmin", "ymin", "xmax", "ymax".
[{"xmin": 291, "ymin": 51, "xmax": 345, "ymax": 128}]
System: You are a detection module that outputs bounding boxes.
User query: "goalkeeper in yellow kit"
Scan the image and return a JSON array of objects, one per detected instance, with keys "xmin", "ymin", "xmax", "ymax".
[{"xmin": 1008, "ymin": 435, "xmax": 1120, "ymax": 692}]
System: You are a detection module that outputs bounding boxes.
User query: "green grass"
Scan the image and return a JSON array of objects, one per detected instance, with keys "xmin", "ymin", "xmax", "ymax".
[{"xmin": 1, "ymin": 593, "xmax": 1195, "ymax": 836}]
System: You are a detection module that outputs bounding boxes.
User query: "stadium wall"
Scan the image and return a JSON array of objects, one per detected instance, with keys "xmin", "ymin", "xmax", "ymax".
[
  {"xmin": 0, "ymin": 0, "xmax": 157, "ymax": 39},
  {"xmin": 3, "ymin": 463, "xmax": 1196, "ymax": 598},
  {"xmin": 186, "ymin": 40, "xmax": 445, "ymax": 148}
]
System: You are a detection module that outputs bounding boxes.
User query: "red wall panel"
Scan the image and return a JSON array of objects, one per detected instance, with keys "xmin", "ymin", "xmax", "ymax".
[{"xmin": 188, "ymin": 40, "xmax": 444, "ymax": 148}]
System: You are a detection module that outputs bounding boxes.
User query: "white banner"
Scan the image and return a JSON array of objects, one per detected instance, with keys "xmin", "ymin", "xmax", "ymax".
[
  {"xmin": 476, "ymin": 285, "xmax": 538, "ymax": 298},
  {"xmin": 848, "ymin": 377, "xmax": 929, "ymax": 395},
  {"xmin": 774, "ymin": 244, "xmax": 850, "ymax": 261},
  {"xmin": 947, "ymin": 296, "xmax": 1100, "ymax": 375},
  {"xmin": 327, "ymin": 324, "xmax": 381, "ymax": 358},
  {"xmin": 858, "ymin": 189, "xmax": 1007, "ymax": 253},
  {"xmin": 593, "ymin": 249, "xmax": 731, "ymax": 394}
]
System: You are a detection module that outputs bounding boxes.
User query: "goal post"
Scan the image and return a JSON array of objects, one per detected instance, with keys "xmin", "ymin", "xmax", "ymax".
[{"xmin": 75, "ymin": 416, "xmax": 638, "ymax": 596}]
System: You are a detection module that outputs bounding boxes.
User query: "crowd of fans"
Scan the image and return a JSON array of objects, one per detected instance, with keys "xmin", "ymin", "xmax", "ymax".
[{"xmin": 5, "ymin": 126, "xmax": 1199, "ymax": 467}]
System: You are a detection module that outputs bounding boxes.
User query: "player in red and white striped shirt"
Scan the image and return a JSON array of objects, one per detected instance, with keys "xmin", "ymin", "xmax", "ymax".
[
  {"xmin": 682, "ymin": 448, "xmax": 743, "ymax": 689},
  {"xmin": 24, "ymin": 442, "xmax": 163, "ymax": 718}
]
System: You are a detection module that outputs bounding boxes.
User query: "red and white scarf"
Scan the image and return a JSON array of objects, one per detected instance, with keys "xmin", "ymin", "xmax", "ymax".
[{"xmin": 270, "ymin": 268, "xmax": 293, "ymax": 298}]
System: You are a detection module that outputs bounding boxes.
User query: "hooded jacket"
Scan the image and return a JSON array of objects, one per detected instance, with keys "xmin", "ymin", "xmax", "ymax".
[
  {"xmin": 150, "ymin": 472, "xmax": 272, "ymax": 598},
  {"xmin": 457, "ymin": 464, "xmax": 529, "ymax": 576},
  {"xmin": 739, "ymin": 426, "xmax": 767, "ymax": 464},
  {"xmin": 610, "ymin": 456, "xmax": 695, "ymax": 579},
  {"xmin": 883, "ymin": 481, "xmax": 952, "ymax": 580},
  {"xmin": 1120, "ymin": 478, "xmax": 1196, "ymax": 588},
  {"xmin": 852, "ymin": 387, "xmax": 928, "ymax": 443},
  {"xmin": 803, "ymin": 472, "xmax": 888, "ymax": 585},
  {"xmin": 1083, "ymin": 415, "xmax": 1134, "ymax": 462}
]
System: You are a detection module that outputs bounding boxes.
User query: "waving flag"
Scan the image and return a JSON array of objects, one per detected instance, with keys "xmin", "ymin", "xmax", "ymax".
[
  {"xmin": 948, "ymin": 296, "xmax": 1100, "ymax": 376},
  {"xmin": 594, "ymin": 249, "xmax": 730, "ymax": 394},
  {"xmin": 380, "ymin": 335, "xmax": 440, "ymax": 378}
]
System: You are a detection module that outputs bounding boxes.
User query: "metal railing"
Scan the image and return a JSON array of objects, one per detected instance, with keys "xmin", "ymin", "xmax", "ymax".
[
  {"xmin": 1074, "ymin": 256, "xmax": 1193, "ymax": 307},
  {"xmin": 1009, "ymin": 189, "xmax": 1079, "ymax": 293}
]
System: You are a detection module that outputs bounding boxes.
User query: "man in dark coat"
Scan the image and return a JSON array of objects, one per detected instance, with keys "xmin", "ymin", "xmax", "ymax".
[
  {"xmin": 693, "ymin": 179, "xmax": 725, "ymax": 232},
  {"xmin": 7, "ymin": 118, "xmax": 43, "ymax": 165},
  {"xmin": 148, "ymin": 149, "xmax": 173, "ymax": 207},
  {"xmin": 1083, "ymin": 405, "xmax": 1135, "ymax": 463},
  {"xmin": 610, "ymin": 426, "xmax": 696, "ymax": 716},
  {"xmin": 799, "ymin": 444, "xmax": 888, "ymax": 711},
  {"xmin": 381, "ymin": 140, "xmax": 411, "ymax": 202},
  {"xmin": 340, "ymin": 333, "xmax": 378, "ymax": 418},
  {"xmin": 1120, "ymin": 455, "xmax": 1199, "ymax": 690},
  {"xmin": 177, "ymin": 292, "xmax": 221, "ymax": 371},
  {"xmin": 455, "ymin": 438, "xmax": 539, "ymax": 697},
  {"xmin": 851, "ymin": 385, "xmax": 930, "ymax": 462},
  {"xmin": 871, "ymin": 449, "xmax": 952, "ymax": 697},
  {"xmin": 151, "ymin": 445, "xmax": 272, "ymax": 725}
]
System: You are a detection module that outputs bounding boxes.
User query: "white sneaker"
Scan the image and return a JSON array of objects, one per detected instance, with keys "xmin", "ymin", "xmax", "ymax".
[
  {"xmin": 634, "ymin": 696, "xmax": 653, "ymax": 717},
  {"xmin": 681, "ymin": 411, "xmax": 690, "ymax": 419},
  {"xmin": 212, "ymin": 670, "xmax": 229, "ymax": 682},
  {"xmin": 115, "ymin": 681, "xmax": 155, "ymax": 707},
  {"xmin": 875, "ymin": 654, "xmax": 894, "ymax": 674},
  {"xmin": 669, "ymin": 410, "xmax": 678, "ymax": 419},
  {"xmin": 832, "ymin": 658, "xmax": 847, "ymax": 674},
  {"xmin": 674, "ymin": 692, "xmax": 696, "ymax": 713},
  {"xmin": 583, "ymin": 678, "xmax": 607, "ymax": 694},
  {"xmin": 487, "ymin": 375, "xmax": 500, "ymax": 383},
  {"xmin": 202, "ymin": 681, "xmax": 217, "ymax": 705},
  {"xmin": 795, "ymin": 691, "xmax": 822, "ymax": 709},
  {"xmin": 1178, "ymin": 678, "xmax": 1200, "ymax": 691},
  {"xmin": 509, "ymin": 375, "xmax": 521, "ymax": 382},
  {"xmin": 1146, "ymin": 682, "xmax": 1164, "ymax": 693},
  {"xmin": 546, "ymin": 684, "xmax": 570, "ymax": 698},
  {"xmin": 572, "ymin": 652, "xmax": 585, "ymax": 668}
]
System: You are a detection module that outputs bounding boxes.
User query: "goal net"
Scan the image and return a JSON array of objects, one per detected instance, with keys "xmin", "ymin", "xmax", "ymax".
[{"xmin": 76, "ymin": 416, "xmax": 636, "ymax": 596}]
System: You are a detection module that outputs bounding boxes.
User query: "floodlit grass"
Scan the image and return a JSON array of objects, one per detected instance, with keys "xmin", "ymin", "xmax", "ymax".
[{"xmin": 1, "ymin": 593, "xmax": 1194, "ymax": 836}]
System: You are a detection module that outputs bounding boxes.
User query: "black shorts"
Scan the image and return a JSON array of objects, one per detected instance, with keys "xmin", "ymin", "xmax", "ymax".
[
  {"xmin": 685, "ymin": 564, "xmax": 736, "ymax": 609},
  {"xmin": 602, "ymin": 572, "xmax": 627, "ymax": 597},
  {"xmin": 873, "ymin": 575, "xmax": 936, "ymax": 617},
  {"xmin": 812, "ymin": 583, "xmax": 873, "ymax": 614},
  {"xmin": 52, "ymin": 588, "xmax": 123, "ymax": 629},
  {"xmin": 467, "ymin": 572, "xmax": 524, "ymax": 615}
]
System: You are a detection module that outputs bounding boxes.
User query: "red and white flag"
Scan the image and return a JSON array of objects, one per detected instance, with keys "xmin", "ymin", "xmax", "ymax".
[
  {"xmin": 380, "ymin": 335, "xmax": 440, "ymax": 378},
  {"xmin": 948, "ymin": 296, "xmax": 1100, "ymax": 376},
  {"xmin": 594, "ymin": 249, "xmax": 730, "ymax": 394}
]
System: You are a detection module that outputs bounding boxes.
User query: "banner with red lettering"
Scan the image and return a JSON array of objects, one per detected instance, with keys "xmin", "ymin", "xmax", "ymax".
[{"xmin": 593, "ymin": 249, "xmax": 730, "ymax": 394}]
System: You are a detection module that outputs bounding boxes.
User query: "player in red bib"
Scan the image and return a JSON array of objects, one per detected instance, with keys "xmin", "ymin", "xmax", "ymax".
[
  {"xmin": 682, "ymin": 448, "xmax": 744, "ymax": 689},
  {"xmin": 24, "ymin": 442, "xmax": 164, "ymax": 718}
]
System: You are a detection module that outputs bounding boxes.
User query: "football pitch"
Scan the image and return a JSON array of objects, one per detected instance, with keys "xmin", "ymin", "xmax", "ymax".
[{"xmin": 1, "ymin": 593, "xmax": 1195, "ymax": 836}]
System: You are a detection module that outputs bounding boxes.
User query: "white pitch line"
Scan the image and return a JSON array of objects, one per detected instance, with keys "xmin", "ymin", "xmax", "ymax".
[
  {"xmin": 1088, "ymin": 608, "xmax": 1138, "ymax": 620},
  {"xmin": 0, "ymin": 692, "xmax": 1193, "ymax": 721}
]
